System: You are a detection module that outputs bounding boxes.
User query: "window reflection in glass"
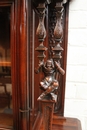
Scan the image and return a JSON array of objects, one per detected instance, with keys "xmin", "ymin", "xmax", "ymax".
[{"xmin": 0, "ymin": 7, "xmax": 12, "ymax": 118}]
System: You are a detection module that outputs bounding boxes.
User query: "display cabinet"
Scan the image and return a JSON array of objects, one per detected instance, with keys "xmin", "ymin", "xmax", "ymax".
[
  {"xmin": 0, "ymin": 0, "xmax": 29, "ymax": 130},
  {"xmin": 0, "ymin": 0, "xmax": 82, "ymax": 130}
]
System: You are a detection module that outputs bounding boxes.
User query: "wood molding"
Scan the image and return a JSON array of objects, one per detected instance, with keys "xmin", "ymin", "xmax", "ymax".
[{"xmin": 0, "ymin": 0, "xmax": 30, "ymax": 130}]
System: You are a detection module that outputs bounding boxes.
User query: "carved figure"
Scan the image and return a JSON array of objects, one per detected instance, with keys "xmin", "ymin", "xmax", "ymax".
[{"xmin": 35, "ymin": 59, "xmax": 65, "ymax": 101}]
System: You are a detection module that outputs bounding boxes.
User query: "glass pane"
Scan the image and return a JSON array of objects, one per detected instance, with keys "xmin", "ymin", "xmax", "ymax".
[{"xmin": 0, "ymin": 7, "xmax": 13, "ymax": 127}]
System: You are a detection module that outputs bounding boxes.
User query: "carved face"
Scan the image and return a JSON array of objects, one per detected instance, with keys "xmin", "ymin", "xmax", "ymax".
[{"xmin": 46, "ymin": 60, "xmax": 53, "ymax": 68}]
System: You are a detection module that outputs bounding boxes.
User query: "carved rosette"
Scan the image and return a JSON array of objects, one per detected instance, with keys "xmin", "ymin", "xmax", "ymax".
[{"xmin": 36, "ymin": 3, "xmax": 47, "ymax": 62}]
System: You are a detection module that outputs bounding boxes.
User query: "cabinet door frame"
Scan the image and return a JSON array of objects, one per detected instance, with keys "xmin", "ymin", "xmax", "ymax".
[
  {"xmin": 0, "ymin": 0, "xmax": 30, "ymax": 130},
  {"xmin": 0, "ymin": 1, "xmax": 15, "ymax": 129}
]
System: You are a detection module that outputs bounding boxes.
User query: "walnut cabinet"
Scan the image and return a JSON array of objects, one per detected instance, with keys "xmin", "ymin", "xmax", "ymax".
[{"xmin": 0, "ymin": 0, "xmax": 70, "ymax": 130}]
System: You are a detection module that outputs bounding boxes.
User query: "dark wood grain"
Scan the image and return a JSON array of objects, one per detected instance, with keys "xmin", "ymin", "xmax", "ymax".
[
  {"xmin": 0, "ymin": 113, "xmax": 13, "ymax": 128},
  {"xmin": 0, "ymin": 1, "xmax": 80, "ymax": 130},
  {"xmin": 0, "ymin": 0, "xmax": 29, "ymax": 130},
  {"xmin": 33, "ymin": 114, "xmax": 82, "ymax": 130}
]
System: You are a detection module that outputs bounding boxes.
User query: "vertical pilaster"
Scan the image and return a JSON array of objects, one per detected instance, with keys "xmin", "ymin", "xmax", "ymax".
[
  {"xmin": 41, "ymin": 100, "xmax": 55, "ymax": 130},
  {"xmin": 19, "ymin": 0, "xmax": 29, "ymax": 130}
]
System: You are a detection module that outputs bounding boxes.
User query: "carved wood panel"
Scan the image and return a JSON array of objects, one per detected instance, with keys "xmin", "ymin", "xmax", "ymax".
[
  {"xmin": 0, "ymin": 0, "xmax": 69, "ymax": 130},
  {"xmin": 30, "ymin": 1, "xmax": 69, "ymax": 128}
]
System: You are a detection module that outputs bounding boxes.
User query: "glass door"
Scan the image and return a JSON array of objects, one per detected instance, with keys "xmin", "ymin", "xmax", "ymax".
[{"xmin": 0, "ymin": 6, "xmax": 13, "ymax": 128}]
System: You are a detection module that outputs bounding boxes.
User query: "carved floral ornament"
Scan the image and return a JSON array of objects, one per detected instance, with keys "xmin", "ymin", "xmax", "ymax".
[{"xmin": 34, "ymin": 0, "xmax": 67, "ymax": 102}]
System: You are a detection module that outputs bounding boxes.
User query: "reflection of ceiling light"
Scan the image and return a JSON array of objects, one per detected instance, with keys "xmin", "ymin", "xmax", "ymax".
[
  {"xmin": 63, "ymin": 0, "xmax": 67, "ymax": 4},
  {"xmin": 46, "ymin": 0, "xmax": 51, "ymax": 4}
]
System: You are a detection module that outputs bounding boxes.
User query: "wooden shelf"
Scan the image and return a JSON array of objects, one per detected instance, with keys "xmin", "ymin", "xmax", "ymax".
[
  {"xmin": 33, "ymin": 114, "xmax": 82, "ymax": 130},
  {"xmin": 0, "ymin": 113, "xmax": 13, "ymax": 130},
  {"xmin": 0, "ymin": 62, "xmax": 11, "ymax": 67}
]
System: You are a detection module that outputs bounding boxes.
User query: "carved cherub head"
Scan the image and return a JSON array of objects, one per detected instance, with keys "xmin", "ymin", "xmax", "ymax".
[{"xmin": 45, "ymin": 59, "xmax": 54, "ymax": 69}]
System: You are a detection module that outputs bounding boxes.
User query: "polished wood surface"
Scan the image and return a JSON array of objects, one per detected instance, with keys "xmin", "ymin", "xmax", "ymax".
[
  {"xmin": 0, "ymin": 62, "xmax": 11, "ymax": 67},
  {"xmin": 0, "ymin": 0, "xmax": 30, "ymax": 129},
  {"xmin": 33, "ymin": 113, "xmax": 82, "ymax": 130},
  {"xmin": 41, "ymin": 100, "xmax": 55, "ymax": 130},
  {"xmin": 0, "ymin": 113, "xmax": 13, "ymax": 129},
  {"xmin": 40, "ymin": 116, "xmax": 82, "ymax": 130},
  {"xmin": 30, "ymin": 3, "xmax": 69, "ymax": 126},
  {"xmin": 0, "ymin": 0, "xmax": 79, "ymax": 130}
]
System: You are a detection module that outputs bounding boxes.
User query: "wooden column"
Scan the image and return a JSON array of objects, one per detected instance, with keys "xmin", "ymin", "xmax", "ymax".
[
  {"xmin": 18, "ymin": 0, "xmax": 29, "ymax": 130},
  {"xmin": 41, "ymin": 100, "xmax": 56, "ymax": 130}
]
